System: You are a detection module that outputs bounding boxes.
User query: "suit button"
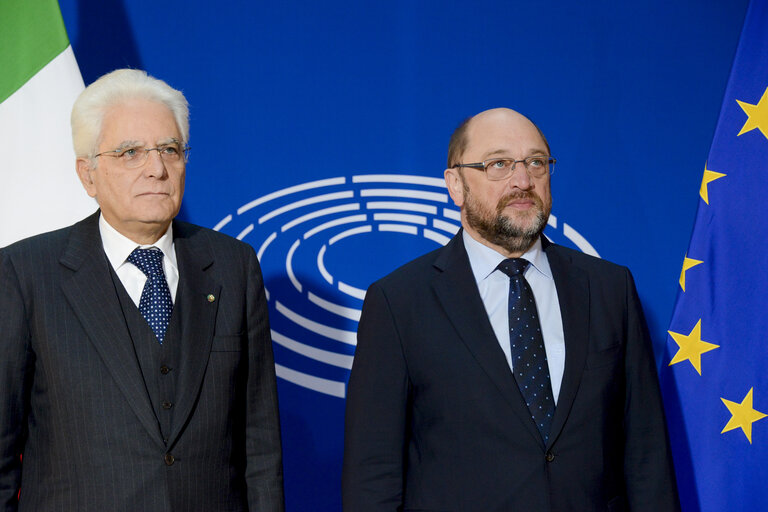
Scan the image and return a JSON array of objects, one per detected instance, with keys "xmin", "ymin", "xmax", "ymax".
[
  {"xmin": 545, "ymin": 451, "xmax": 555, "ymax": 462},
  {"xmin": 164, "ymin": 453, "xmax": 175, "ymax": 466},
  {"xmin": 162, "ymin": 401, "xmax": 172, "ymax": 410},
  {"xmin": 160, "ymin": 365, "xmax": 171, "ymax": 375}
]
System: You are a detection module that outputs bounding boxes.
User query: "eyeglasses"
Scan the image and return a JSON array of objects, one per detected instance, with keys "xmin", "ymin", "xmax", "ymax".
[
  {"xmin": 454, "ymin": 156, "xmax": 555, "ymax": 180},
  {"xmin": 94, "ymin": 141, "xmax": 191, "ymax": 169}
]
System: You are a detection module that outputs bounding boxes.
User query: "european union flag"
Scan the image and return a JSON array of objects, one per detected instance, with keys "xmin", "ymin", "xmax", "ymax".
[{"xmin": 663, "ymin": 0, "xmax": 768, "ymax": 510}]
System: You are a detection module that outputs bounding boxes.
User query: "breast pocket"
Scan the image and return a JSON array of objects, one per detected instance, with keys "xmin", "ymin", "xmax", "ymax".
[
  {"xmin": 585, "ymin": 344, "xmax": 622, "ymax": 370},
  {"xmin": 210, "ymin": 334, "xmax": 243, "ymax": 352}
]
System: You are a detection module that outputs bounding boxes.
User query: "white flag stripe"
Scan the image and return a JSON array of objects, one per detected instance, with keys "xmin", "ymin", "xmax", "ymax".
[{"xmin": 0, "ymin": 46, "xmax": 94, "ymax": 246}]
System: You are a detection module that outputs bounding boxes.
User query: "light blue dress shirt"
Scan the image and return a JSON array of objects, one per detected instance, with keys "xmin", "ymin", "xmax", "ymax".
[{"xmin": 462, "ymin": 230, "xmax": 566, "ymax": 403}]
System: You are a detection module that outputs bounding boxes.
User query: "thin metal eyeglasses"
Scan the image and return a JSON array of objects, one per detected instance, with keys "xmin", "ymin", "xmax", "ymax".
[
  {"xmin": 94, "ymin": 141, "xmax": 191, "ymax": 169},
  {"xmin": 453, "ymin": 156, "xmax": 556, "ymax": 180}
]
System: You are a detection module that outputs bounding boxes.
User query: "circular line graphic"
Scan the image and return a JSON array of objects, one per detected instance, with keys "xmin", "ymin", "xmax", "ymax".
[{"xmin": 214, "ymin": 174, "xmax": 599, "ymax": 398}]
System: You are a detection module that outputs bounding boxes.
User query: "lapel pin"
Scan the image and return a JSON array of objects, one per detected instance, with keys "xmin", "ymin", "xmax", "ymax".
[{"xmin": 207, "ymin": 294, "xmax": 216, "ymax": 303}]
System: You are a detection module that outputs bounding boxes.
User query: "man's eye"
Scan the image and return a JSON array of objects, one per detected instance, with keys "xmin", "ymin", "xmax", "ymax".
[
  {"xmin": 119, "ymin": 148, "xmax": 140, "ymax": 158},
  {"xmin": 491, "ymin": 159, "xmax": 509, "ymax": 168},
  {"xmin": 160, "ymin": 145, "xmax": 179, "ymax": 155},
  {"xmin": 528, "ymin": 157, "xmax": 546, "ymax": 167}
]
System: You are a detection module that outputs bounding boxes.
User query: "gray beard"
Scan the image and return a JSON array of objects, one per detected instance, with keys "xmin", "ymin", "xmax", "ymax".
[{"xmin": 464, "ymin": 188, "xmax": 549, "ymax": 255}]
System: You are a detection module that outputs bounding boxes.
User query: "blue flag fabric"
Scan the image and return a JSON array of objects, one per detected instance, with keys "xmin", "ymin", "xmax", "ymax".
[{"xmin": 663, "ymin": 0, "xmax": 768, "ymax": 510}]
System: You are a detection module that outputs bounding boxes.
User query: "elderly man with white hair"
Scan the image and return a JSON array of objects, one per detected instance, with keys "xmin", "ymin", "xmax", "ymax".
[{"xmin": 0, "ymin": 69, "xmax": 284, "ymax": 512}]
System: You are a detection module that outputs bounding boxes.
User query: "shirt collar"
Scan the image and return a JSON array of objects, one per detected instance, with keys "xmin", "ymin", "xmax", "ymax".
[
  {"xmin": 462, "ymin": 229, "xmax": 553, "ymax": 284},
  {"xmin": 99, "ymin": 214, "xmax": 177, "ymax": 272}
]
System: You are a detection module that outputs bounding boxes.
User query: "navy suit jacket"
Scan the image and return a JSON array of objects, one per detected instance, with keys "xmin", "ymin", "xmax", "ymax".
[
  {"xmin": 0, "ymin": 212, "xmax": 284, "ymax": 511},
  {"xmin": 343, "ymin": 232, "xmax": 679, "ymax": 512}
]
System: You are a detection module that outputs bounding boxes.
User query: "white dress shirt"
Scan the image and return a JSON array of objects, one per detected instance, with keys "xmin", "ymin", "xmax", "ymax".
[
  {"xmin": 462, "ymin": 230, "xmax": 566, "ymax": 403},
  {"xmin": 99, "ymin": 215, "xmax": 179, "ymax": 306}
]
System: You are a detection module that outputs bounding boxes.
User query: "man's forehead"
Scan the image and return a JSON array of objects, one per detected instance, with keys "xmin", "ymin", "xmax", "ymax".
[
  {"xmin": 111, "ymin": 137, "xmax": 181, "ymax": 150},
  {"xmin": 100, "ymin": 99, "xmax": 181, "ymax": 141},
  {"xmin": 469, "ymin": 109, "xmax": 537, "ymax": 137},
  {"xmin": 465, "ymin": 111, "xmax": 546, "ymax": 154}
]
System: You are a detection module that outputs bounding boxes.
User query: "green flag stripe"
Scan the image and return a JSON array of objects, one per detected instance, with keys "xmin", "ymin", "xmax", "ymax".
[{"xmin": 0, "ymin": 0, "xmax": 70, "ymax": 103}]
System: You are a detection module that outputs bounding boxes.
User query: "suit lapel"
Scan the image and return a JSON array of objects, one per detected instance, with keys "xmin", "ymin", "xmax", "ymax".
[
  {"xmin": 60, "ymin": 213, "xmax": 164, "ymax": 448},
  {"xmin": 543, "ymin": 241, "xmax": 590, "ymax": 448},
  {"xmin": 432, "ymin": 233, "xmax": 543, "ymax": 445},
  {"xmin": 166, "ymin": 222, "xmax": 220, "ymax": 445}
]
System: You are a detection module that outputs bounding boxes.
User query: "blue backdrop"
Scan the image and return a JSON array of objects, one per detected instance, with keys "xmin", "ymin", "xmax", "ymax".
[{"xmin": 58, "ymin": 1, "xmax": 750, "ymax": 509}]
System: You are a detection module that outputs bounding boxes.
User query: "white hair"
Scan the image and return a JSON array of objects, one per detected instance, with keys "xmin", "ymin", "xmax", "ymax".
[{"xmin": 71, "ymin": 68, "xmax": 189, "ymax": 157}]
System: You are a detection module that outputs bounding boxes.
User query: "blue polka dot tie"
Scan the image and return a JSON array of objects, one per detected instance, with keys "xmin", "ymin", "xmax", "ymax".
[
  {"xmin": 497, "ymin": 258, "xmax": 555, "ymax": 443},
  {"xmin": 127, "ymin": 248, "xmax": 173, "ymax": 344}
]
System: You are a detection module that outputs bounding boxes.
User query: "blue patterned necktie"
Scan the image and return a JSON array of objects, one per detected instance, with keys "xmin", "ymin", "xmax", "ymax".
[
  {"xmin": 497, "ymin": 258, "xmax": 555, "ymax": 443},
  {"xmin": 127, "ymin": 248, "xmax": 173, "ymax": 344}
]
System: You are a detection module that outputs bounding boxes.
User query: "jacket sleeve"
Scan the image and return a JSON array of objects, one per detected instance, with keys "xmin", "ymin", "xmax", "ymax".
[
  {"xmin": 342, "ymin": 282, "xmax": 409, "ymax": 512},
  {"xmin": 622, "ymin": 268, "xmax": 681, "ymax": 512},
  {"xmin": 0, "ymin": 250, "xmax": 31, "ymax": 512},
  {"xmin": 244, "ymin": 247, "xmax": 285, "ymax": 512}
]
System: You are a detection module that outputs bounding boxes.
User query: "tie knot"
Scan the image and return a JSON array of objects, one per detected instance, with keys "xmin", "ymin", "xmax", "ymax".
[
  {"xmin": 127, "ymin": 248, "xmax": 165, "ymax": 277},
  {"xmin": 497, "ymin": 258, "xmax": 529, "ymax": 278}
]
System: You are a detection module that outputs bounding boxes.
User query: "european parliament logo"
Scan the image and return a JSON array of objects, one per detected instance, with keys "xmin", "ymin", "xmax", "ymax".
[{"xmin": 214, "ymin": 174, "xmax": 598, "ymax": 398}]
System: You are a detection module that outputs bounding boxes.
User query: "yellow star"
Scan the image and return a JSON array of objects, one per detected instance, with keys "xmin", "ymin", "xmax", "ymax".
[
  {"xmin": 700, "ymin": 163, "xmax": 726, "ymax": 204},
  {"xmin": 721, "ymin": 388, "xmax": 768, "ymax": 444},
  {"xmin": 668, "ymin": 319, "xmax": 719, "ymax": 375},
  {"xmin": 737, "ymin": 86, "xmax": 768, "ymax": 139},
  {"xmin": 679, "ymin": 255, "xmax": 703, "ymax": 292}
]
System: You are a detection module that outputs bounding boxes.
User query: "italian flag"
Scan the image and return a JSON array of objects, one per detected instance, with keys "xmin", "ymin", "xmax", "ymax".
[{"xmin": 0, "ymin": 0, "xmax": 95, "ymax": 247}]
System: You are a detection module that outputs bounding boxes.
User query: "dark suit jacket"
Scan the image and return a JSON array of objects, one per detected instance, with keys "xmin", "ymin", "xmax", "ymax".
[
  {"xmin": 342, "ymin": 232, "xmax": 679, "ymax": 512},
  {"xmin": 0, "ymin": 212, "xmax": 284, "ymax": 512}
]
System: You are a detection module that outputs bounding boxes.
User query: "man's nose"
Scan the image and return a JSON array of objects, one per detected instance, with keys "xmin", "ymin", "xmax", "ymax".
[
  {"xmin": 505, "ymin": 162, "xmax": 533, "ymax": 189},
  {"xmin": 143, "ymin": 148, "xmax": 168, "ymax": 178}
]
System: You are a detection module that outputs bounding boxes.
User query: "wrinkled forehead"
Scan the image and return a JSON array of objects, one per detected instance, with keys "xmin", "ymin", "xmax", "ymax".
[{"xmin": 100, "ymin": 99, "xmax": 181, "ymax": 144}]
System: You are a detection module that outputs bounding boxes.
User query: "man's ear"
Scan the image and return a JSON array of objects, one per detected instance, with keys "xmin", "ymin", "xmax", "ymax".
[
  {"xmin": 444, "ymin": 167, "xmax": 465, "ymax": 208},
  {"xmin": 76, "ymin": 158, "xmax": 98, "ymax": 198}
]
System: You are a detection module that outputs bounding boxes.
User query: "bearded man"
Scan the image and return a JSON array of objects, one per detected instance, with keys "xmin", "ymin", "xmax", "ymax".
[{"xmin": 342, "ymin": 108, "xmax": 680, "ymax": 512}]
